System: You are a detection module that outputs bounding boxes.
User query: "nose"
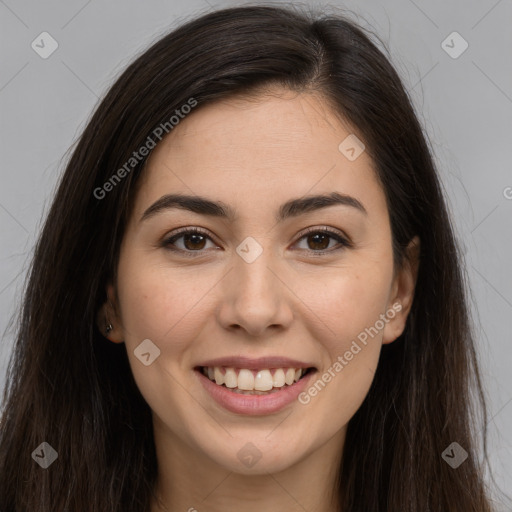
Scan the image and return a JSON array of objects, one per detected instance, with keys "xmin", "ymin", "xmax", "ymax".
[{"xmin": 216, "ymin": 246, "xmax": 294, "ymax": 337}]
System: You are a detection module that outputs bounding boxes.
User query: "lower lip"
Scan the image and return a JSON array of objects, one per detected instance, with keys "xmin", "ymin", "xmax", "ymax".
[{"xmin": 195, "ymin": 368, "xmax": 317, "ymax": 416}]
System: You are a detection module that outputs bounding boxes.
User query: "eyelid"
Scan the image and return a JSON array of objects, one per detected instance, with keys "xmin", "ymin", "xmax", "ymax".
[
  {"xmin": 161, "ymin": 226, "xmax": 217, "ymax": 254},
  {"xmin": 161, "ymin": 225, "xmax": 352, "ymax": 256},
  {"xmin": 296, "ymin": 225, "xmax": 352, "ymax": 245}
]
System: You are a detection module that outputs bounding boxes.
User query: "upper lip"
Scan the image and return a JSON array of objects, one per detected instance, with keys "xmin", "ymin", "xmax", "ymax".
[{"xmin": 196, "ymin": 356, "xmax": 316, "ymax": 370}]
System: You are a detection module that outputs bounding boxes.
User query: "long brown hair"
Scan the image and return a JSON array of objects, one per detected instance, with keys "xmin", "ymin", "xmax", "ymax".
[{"xmin": 0, "ymin": 4, "xmax": 505, "ymax": 511}]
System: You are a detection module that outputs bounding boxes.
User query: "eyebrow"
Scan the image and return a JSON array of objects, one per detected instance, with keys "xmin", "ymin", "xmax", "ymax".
[{"xmin": 140, "ymin": 191, "xmax": 367, "ymax": 223}]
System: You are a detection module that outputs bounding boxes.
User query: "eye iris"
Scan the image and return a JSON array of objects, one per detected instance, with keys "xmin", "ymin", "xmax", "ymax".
[
  {"xmin": 184, "ymin": 233, "xmax": 206, "ymax": 250},
  {"xmin": 173, "ymin": 230, "xmax": 339, "ymax": 253},
  {"xmin": 308, "ymin": 233, "xmax": 330, "ymax": 250}
]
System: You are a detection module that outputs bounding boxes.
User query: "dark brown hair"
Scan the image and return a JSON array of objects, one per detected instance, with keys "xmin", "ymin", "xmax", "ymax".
[{"xmin": 0, "ymin": 4, "xmax": 506, "ymax": 511}]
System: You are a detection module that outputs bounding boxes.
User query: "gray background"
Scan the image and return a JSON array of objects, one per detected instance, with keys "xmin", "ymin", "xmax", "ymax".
[{"xmin": 1, "ymin": 0, "xmax": 511, "ymax": 505}]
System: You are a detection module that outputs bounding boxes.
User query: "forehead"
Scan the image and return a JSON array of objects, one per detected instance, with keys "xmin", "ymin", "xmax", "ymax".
[{"xmin": 133, "ymin": 89, "xmax": 384, "ymax": 222}]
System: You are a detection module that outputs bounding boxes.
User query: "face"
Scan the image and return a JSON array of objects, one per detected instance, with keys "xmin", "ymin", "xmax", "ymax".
[{"xmin": 100, "ymin": 88, "xmax": 418, "ymax": 476}]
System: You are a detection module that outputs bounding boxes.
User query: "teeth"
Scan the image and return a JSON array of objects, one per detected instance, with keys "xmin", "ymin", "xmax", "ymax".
[
  {"xmin": 232, "ymin": 387, "xmax": 283, "ymax": 395},
  {"xmin": 214, "ymin": 367, "xmax": 224, "ymax": 386},
  {"xmin": 224, "ymin": 368, "xmax": 238, "ymax": 388},
  {"xmin": 201, "ymin": 366, "xmax": 309, "ymax": 392},
  {"xmin": 285, "ymin": 368, "xmax": 295, "ymax": 385},
  {"xmin": 238, "ymin": 369, "xmax": 254, "ymax": 390},
  {"xmin": 254, "ymin": 369, "xmax": 273, "ymax": 391},
  {"xmin": 273, "ymin": 368, "xmax": 285, "ymax": 387}
]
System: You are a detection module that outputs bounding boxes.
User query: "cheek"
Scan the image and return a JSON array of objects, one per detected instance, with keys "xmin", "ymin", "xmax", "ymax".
[
  {"xmin": 116, "ymin": 260, "xmax": 207, "ymax": 355},
  {"xmin": 321, "ymin": 268, "xmax": 392, "ymax": 346},
  {"xmin": 305, "ymin": 266, "xmax": 392, "ymax": 406},
  {"xmin": 297, "ymin": 276, "xmax": 388, "ymax": 429},
  {"xmin": 115, "ymin": 263, "xmax": 204, "ymax": 421},
  {"xmin": 320, "ymin": 267, "xmax": 391, "ymax": 402}
]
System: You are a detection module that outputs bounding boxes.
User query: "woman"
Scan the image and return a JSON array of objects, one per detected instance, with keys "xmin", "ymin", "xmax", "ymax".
[{"xmin": 0, "ymin": 4, "xmax": 504, "ymax": 511}]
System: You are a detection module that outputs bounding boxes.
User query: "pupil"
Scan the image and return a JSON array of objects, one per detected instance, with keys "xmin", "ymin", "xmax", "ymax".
[
  {"xmin": 183, "ymin": 233, "xmax": 329, "ymax": 251},
  {"xmin": 185, "ymin": 234, "xmax": 205, "ymax": 250},
  {"xmin": 309, "ymin": 233, "xmax": 328, "ymax": 250}
]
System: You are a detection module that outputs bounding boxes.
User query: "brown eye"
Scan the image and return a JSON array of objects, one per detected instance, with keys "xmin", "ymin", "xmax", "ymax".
[
  {"xmin": 305, "ymin": 232, "xmax": 331, "ymax": 251},
  {"xmin": 162, "ymin": 226, "xmax": 351, "ymax": 258},
  {"xmin": 163, "ymin": 228, "xmax": 217, "ymax": 256},
  {"xmin": 294, "ymin": 228, "xmax": 351, "ymax": 255},
  {"xmin": 181, "ymin": 232, "xmax": 207, "ymax": 251}
]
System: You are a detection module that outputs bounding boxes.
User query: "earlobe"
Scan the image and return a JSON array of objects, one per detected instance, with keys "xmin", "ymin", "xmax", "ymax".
[
  {"xmin": 382, "ymin": 236, "xmax": 420, "ymax": 344},
  {"xmin": 96, "ymin": 283, "xmax": 125, "ymax": 343}
]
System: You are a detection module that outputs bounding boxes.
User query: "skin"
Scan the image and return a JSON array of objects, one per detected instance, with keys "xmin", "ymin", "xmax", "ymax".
[{"xmin": 98, "ymin": 87, "xmax": 419, "ymax": 512}]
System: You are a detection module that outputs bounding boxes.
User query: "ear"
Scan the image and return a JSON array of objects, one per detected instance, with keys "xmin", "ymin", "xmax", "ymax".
[
  {"xmin": 96, "ymin": 282, "xmax": 125, "ymax": 343},
  {"xmin": 382, "ymin": 236, "xmax": 420, "ymax": 344}
]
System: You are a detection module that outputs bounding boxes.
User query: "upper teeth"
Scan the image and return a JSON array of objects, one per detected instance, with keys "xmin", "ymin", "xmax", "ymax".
[{"xmin": 203, "ymin": 367, "xmax": 307, "ymax": 391}]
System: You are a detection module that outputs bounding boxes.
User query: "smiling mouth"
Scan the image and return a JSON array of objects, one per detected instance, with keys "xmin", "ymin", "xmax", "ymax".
[{"xmin": 196, "ymin": 366, "xmax": 316, "ymax": 395}]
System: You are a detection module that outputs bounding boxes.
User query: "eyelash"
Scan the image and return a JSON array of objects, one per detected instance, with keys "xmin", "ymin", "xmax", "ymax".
[{"xmin": 161, "ymin": 226, "xmax": 352, "ymax": 258}]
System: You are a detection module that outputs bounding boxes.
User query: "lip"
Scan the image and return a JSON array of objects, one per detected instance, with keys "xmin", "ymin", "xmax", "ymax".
[
  {"xmin": 197, "ymin": 356, "xmax": 314, "ymax": 370},
  {"xmin": 195, "ymin": 367, "xmax": 317, "ymax": 416}
]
